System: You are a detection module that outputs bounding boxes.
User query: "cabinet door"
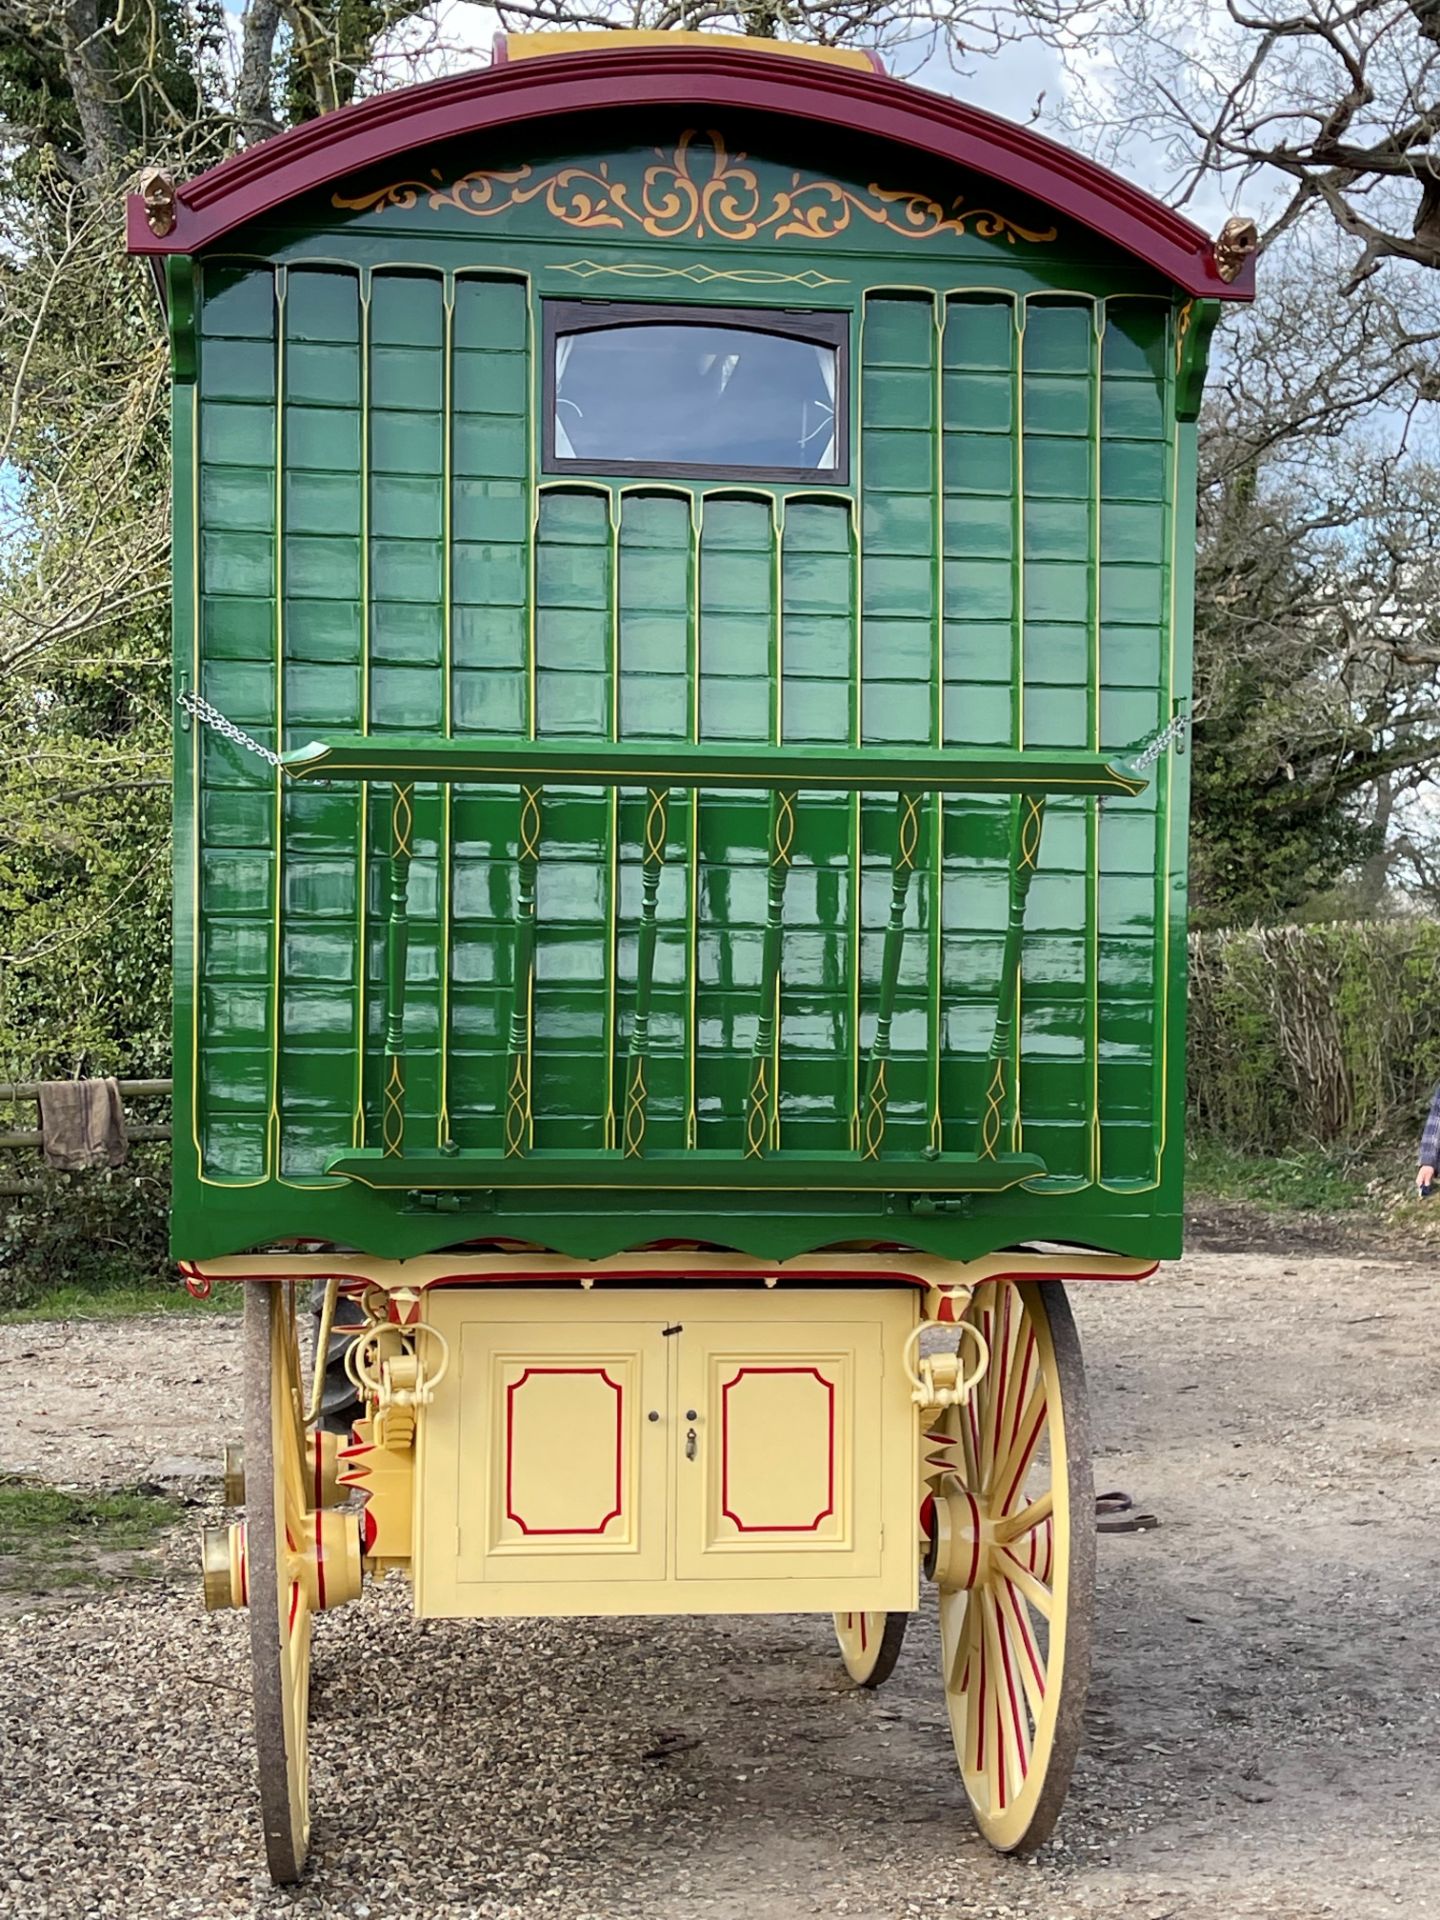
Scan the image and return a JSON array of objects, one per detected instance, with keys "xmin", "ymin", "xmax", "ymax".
[
  {"xmin": 449, "ymin": 1318, "xmax": 669, "ymax": 1586},
  {"xmin": 673, "ymin": 1320, "xmax": 883, "ymax": 1584}
]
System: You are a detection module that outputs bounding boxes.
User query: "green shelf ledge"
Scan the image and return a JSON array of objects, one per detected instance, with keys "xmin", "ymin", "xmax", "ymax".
[
  {"xmin": 323, "ymin": 1148, "xmax": 1047, "ymax": 1193},
  {"xmin": 284, "ymin": 736, "xmax": 1147, "ymax": 799}
]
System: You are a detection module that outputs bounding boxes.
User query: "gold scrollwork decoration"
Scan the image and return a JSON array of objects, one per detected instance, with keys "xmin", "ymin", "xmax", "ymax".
[
  {"xmin": 334, "ymin": 130, "xmax": 1058, "ymax": 248},
  {"xmin": 551, "ymin": 259, "xmax": 846, "ymax": 286}
]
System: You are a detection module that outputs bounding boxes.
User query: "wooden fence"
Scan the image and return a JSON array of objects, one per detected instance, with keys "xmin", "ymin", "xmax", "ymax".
[{"xmin": 0, "ymin": 1079, "xmax": 173, "ymax": 1198}]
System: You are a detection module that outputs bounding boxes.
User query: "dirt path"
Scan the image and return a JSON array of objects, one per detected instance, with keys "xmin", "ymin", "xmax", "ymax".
[{"xmin": 1, "ymin": 1248, "xmax": 1437, "ymax": 1920}]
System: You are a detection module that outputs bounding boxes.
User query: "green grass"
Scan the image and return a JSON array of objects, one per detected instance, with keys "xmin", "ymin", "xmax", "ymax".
[
  {"xmin": 0, "ymin": 1477, "xmax": 182, "ymax": 1595},
  {"xmin": 0, "ymin": 1280, "xmax": 241, "ymax": 1324},
  {"xmin": 1186, "ymin": 1139, "xmax": 1371, "ymax": 1213}
]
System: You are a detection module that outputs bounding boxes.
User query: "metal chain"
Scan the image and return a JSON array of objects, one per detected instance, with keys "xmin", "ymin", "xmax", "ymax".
[
  {"xmin": 176, "ymin": 689, "xmax": 284, "ymax": 769},
  {"xmin": 1129, "ymin": 711, "xmax": 1190, "ymax": 773},
  {"xmin": 177, "ymin": 683, "xmax": 1190, "ymax": 784}
]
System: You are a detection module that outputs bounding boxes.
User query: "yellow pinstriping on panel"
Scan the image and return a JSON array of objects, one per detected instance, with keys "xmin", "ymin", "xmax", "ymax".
[
  {"xmin": 518, "ymin": 783, "xmax": 542, "ymax": 861},
  {"xmin": 382, "ymin": 1055, "xmax": 406, "ymax": 1157},
  {"xmin": 504, "ymin": 1052, "xmax": 530, "ymax": 1158},
  {"xmin": 623, "ymin": 1056, "xmax": 647, "ymax": 1157},
  {"xmin": 862, "ymin": 1058, "xmax": 888, "ymax": 1160},
  {"xmin": 1174, "ymin": 298, "xmax": 1194, "ymax": 374},
  {"xmin": 745, "ymin": 1057, "xmax": 769, "ymax": 1159},
  {"xmin": 391, "ymin": 782, "xmax": 414, "ymax": 859},
  {"xmin": 550, "ymin": 259, "xmax": 847, "ymax": 288},
  {"xmin": 644, "ymin": 785, "xmax": 669, "ymax": 865},
  {"xmin": 897, "ymin": 791, "xmax": 922, "ymax": 871},
  {"xmin": 979, "ymin": 1056, "xmax": 1007, "ymax": 1161},
  {"xmin": 1018, "ymin": 794, "xmax": 1042, "ymax": 871},
  {"xmin": 772, "ymin": 788, "xmax": 796, "ymax": 867}
]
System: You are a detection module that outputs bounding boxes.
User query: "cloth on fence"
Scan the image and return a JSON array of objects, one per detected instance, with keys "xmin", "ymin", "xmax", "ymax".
[{"xmin": 37, "ymin": 1078, "xmax": 129, "ymax": 1170}]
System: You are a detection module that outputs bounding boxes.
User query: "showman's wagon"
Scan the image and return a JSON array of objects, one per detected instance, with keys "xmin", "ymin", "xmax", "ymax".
[{"xmin": 127, "ymin": 33, "xmax": 1255, "ymax": 1878}]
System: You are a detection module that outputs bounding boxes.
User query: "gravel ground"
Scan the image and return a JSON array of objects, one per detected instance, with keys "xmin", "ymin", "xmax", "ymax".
[{"xmin": 1, "ymin": 1247, "xmax": 1437, "ymax": 1920}]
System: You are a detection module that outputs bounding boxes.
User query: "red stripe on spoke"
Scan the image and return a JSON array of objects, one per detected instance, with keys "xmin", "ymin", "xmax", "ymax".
[
  {"xmin": 996, "ymin": 1606, "xmax": 1029, "ymax": 1784},
  {"xmin": 999, "ymin": 1399, "xmax": 1048, "ymax": 1515},
  {"xmin": 1002, "ymin": 1581, "xmax": 1045, "ymax": 1698},
  {"xmin": 990, "ymin": 1296, "xmax": 1011, "ymax": 1486},
  {"xmin": 1009, "ymin": 1330, "xmax": 1036, "ymax": 1451},
  {"xmin": 975, "ymin": 1635, "xmax": 987, "ymax": 1773}
]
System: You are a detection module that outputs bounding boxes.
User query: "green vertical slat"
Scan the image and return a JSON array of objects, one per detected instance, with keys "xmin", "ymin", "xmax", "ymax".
[
  {"xmin": 1018, "ymin": 297, "xmax": 1098, "ymax": 1185},
  {"xmin": 780, "ymin": 497, "xmax": 855, "ymax": 1155},
  {"xmin": 503, "ymin": 784, "xmax": 541, "ymax": 1156},
  {"xmin": 618, "ymin": 492, "xmax": 691, "ymax": 1151},
  {"xmin": 382, "ymin": 783, "xmax": 414, "ymax": 1154},
  {"xmin": 859, "ymin": 292, "xmax": 936, "ymax": 1156},
  {"xmin": 533, "ymin": 486, "xmax": 613, "ymax": 1152},
  {"xmin": 195, "ymin": 263, "xmax": 279, "ymax": 1185},
  {"xmin": 366, "ymin": 270, "xmax": 446, "ymax": 1154},
  {"xmin": 277, "ymin": 266, "xmax": 363, "ymax": 1181},
  {"xmin": 1096, "ymin": 300, "xmax": 1173, "ymax": 1186},
  {"xmin": 621, "ymin": 785, "xmax": 671, "ymax": 1156},
  {"xmin": 860, "ymin": 792, "xmax": 925, "ymax": 1159},
  {"xmin": 696, "ymin": 494, "xmax": 775, "ymax": 1149},
  {"xmin": 976, "ymin": 796, "xmax": 1046, "ymax": 1158},
  {"xmin": 448, "ymin": 275, "xmax": 531, "ymax": 1152},
  {"xmin": 940, "ymin": 294, "xmax": 1020, "ymax": 1163}
]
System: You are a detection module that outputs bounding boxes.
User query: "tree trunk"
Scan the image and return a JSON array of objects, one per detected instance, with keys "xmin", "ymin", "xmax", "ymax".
[
  {"xmin": 237, "ymin": 0, "xmax": 285, "ymax": 146},
  {"xmin": 62, "ymin": 0, "xmax": 125, "ymax": 174}
]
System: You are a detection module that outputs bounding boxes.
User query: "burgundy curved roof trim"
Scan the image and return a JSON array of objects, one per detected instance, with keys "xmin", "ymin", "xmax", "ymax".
[{"xmin": 125, "ymin": 45, "xmax": 1253, "ymax": 299}]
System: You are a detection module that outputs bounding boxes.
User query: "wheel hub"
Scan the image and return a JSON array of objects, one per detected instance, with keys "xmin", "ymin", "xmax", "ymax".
[{"xmin": 926, "ymin": 1485, "xmax": 995, "ymax": 1592}]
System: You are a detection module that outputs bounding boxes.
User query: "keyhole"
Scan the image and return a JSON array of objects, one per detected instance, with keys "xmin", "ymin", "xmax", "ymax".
[{"xmin": 685, "ymin": 1427, "xmax": 698, "ymax": 1461}]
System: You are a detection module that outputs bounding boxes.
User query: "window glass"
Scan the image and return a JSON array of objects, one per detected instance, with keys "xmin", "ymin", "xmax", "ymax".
[{"xmin": 549, "ymin": 315, "xmax": 842, "ymax": 478}]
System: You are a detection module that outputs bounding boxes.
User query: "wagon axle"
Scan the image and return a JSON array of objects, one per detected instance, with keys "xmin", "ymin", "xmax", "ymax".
[{"xmin": 202, "ymin": 1509, "xmax": 364, "ymax": 1617}]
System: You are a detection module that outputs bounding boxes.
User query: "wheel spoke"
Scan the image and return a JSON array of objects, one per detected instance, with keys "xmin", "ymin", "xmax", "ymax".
[
  {"xmin": 995, "ymin": 1544, "xmax": 1054, "ymax": 1620},
  {"xmin": 959, "ymin": 1396, "xmax": 982, "ymax": 1491},
  {"xmin": 993, "ymin": 1489, "xmax": 1053, "ymax": 1545},
  {"xmin": 995, "ymin": 1575, "xmax": 1046, "ymax": 1721},
  {"xmin": 972, "ymin": 1287, "xmax": 1001, "ymax": 1480},
  {"xmin": 995, "ymin": 1318, "xmax": 1037, "ymax": 1477},
  {"xmin": 941, "ymin": 1587, "xmax": 974, "ymax": 1691},
  {"xmin": 965, "ymin": 1606, "xmax": 987, "ymax": 1781},
  {"xmin": 984, "ymin": 1287, "xmax": 1013, "ymax": 1481},
  {"xmin": 991, "ymin": 1377, "xmax": 1048, "ymax": 1513},
  {"xmin": 982, "ymin": 1583, "xmax": 1032, "ymax": 1798}
]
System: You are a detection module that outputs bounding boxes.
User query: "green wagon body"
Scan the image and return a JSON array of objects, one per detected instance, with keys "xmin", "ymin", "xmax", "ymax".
[{"xmin": 154, "ymin": 50, "xmax": 1245, "ymax": 1266}]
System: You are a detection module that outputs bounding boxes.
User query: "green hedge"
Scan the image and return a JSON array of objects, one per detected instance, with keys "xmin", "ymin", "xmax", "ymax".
[{"xmin": 1187, "ymin": 920, "xmax": 1440, "ymax": 1153}]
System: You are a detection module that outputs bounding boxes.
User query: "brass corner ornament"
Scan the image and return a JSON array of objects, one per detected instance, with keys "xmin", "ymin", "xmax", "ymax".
[
  {"xmin": 332, "ymin": 130, "xmax": 1058, "ymax": 247},
  {"xmin": 1213, "ymin": 214, "xmax": 1258, "ymax": 283},
  {"xmin": 138, "ymin": 166, "xmax": 178, "ymax": 237}
]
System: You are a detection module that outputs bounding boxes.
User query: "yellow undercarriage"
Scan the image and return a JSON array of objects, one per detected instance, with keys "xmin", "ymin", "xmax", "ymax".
[{"xmin": 194, "ymin": 1249, "xmax": 1151, "ymax": 1621}]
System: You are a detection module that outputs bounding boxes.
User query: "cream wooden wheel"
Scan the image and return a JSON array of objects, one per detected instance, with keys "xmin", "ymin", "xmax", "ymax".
[
  {"xmin": 834, "ymin": 1609, "xmax": 908, "ymax": 1687},
  {"xmin": 929, "ymin": 1280, "xmax": 1093, "ymax": 1854},
  {"xmin": 245, "ymin": 1282, "xmax": 313, "ymax": 1884}
]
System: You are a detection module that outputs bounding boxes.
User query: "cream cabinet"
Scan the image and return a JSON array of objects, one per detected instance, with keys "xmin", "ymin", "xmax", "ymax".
[{"xmin": 415, "ymin": 1288, "xmax": 918, "ymax": 1618}]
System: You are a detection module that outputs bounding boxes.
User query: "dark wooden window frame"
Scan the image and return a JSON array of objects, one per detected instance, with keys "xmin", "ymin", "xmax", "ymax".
[{"xmin": 541, "ymin": 298, "xmax": 850, "ymax": 485}]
